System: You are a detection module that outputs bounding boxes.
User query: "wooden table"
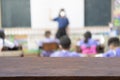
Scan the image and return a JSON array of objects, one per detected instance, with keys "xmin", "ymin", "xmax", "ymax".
[{"xmin": 0, "ymin": 58, "xmax": 120, "ymax": 80}]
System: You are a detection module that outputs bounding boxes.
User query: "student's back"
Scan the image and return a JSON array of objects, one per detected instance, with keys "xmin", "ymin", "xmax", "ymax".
[
  {"xmin": 77, "ymin": 31, "xmax": 99, "ymax": 54},
  {"xmin": 78, "ymin": 39, "xmax": 98, "ymax": 47},
  {"xmin": 51, "ymin": 36, "xmax": 80, "ymax": 57},
  {"xmin": 103, "ymin": 48, "xmax": 120, "ymax": 57},
  {"xmin": 103, "ymin": 37, "xmax": 120, "ymax": 57},
  {"xmin": 50, "ymin": 50, "xmax": 80, "ymax": 57}
]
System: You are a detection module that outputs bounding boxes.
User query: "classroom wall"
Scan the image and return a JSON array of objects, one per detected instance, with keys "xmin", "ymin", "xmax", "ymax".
[{"xmin": 30, "ymin": 0, "xmax": 85, "ymax": 29}]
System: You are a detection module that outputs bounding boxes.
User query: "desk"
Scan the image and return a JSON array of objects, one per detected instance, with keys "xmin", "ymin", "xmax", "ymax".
[
  {"xmin": 0, "ymin": 58, "xmax": 120, "ymax": 80},
  {"xmin": 0, "ymin": 51, "xmax": 23, "ymax": 57}
]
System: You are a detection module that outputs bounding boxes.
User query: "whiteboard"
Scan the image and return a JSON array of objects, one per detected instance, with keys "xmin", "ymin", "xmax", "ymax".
[{"xmin": 30, "ymin": 0, "xmax": 84, "ymax": 28}]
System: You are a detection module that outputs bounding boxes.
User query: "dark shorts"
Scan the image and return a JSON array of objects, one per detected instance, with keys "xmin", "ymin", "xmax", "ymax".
[{"xmin": 56, "ymin": 27, "xmax": 67, "ymax": 39}]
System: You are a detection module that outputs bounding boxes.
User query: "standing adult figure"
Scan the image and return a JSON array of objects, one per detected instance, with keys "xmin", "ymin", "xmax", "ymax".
[{"xmin": 50, "ymin": 9, "xmax": 69, "ymax": 39}]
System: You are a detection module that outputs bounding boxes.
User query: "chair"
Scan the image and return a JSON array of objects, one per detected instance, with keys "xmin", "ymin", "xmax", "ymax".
[
  {"xmin": 2, "ymin": 45, "xmax": 22, "ymax": 51},
  {"xmin": 42, "ymin": 42, "xmax": 59, "ymax": 51}
]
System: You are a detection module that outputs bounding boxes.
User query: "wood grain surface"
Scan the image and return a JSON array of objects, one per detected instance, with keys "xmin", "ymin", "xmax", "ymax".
[{"xmin": 0, "ymin": 57, "xmax": 120, "ymax": 80}]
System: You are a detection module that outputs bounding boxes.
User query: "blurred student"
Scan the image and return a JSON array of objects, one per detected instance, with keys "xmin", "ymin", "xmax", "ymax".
[
  {"xmin": 38, "ymin": 31, "xmax": 59, "ymax": 47},
  {"xmin": 38, "ymin": 31, "xmax": 59, "ymax": 57},
  {"xmin": 50, "ymin": 9, "xmax": 69, "ymax": 39},
  {"xmin": 102, "ymin": 37, "xmax": 120, "ymax": 57},
  {"xmin": 76, "ymin": 31, "xmax": 99, "ymax": 55},
  {"xmin": 50, "ymin": 36, "xmax": 80, "ymax": 57},
  {"xmin": 0, "ymin": 30, "xmax": 19, "ymax": 51}
]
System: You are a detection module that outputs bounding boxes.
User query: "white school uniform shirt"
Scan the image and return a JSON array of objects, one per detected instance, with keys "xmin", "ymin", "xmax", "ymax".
[
  {"xmin": 0, "ymin": 38, "xmax": 15, "ymax": 49},
  {"xmin": 37, "ymin": 37, "xmax": 59, "ymax": 47},
  {"xmin": 71, "ymin": 52, "xmax": 87, "ymax": 57},
  {"xmin": 50, "ymin": 50, "xmax": 81, "ymax": 57},
  {"xmin": 95, "ymin": 54, "xmax": 104, "ymax": 57}
]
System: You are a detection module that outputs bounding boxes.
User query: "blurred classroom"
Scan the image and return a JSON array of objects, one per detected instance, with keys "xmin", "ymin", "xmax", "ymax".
[{"xmin": 0, "ymin": 0, "xmax": 120, "ymax": 57}]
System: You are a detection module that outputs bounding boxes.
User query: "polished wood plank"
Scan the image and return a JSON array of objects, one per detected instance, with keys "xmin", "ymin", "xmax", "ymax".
[{"xmin": 0, "ymin": 58, "xmax": 120, "ymax": 77}]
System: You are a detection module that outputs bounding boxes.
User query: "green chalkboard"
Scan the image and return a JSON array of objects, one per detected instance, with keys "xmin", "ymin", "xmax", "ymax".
[
  {"xmin": 1, "ymin": 0, "xmax": 31, "ymax": 28},
  {"xmin": 85, "ymin": 0, "xmax": 111, "ymax": 26}
]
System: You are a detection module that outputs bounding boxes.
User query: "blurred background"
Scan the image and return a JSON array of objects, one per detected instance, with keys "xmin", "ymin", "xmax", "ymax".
[{"xmin": 0, "ymin": 0, "xmax": 119, "ymax": 56}]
